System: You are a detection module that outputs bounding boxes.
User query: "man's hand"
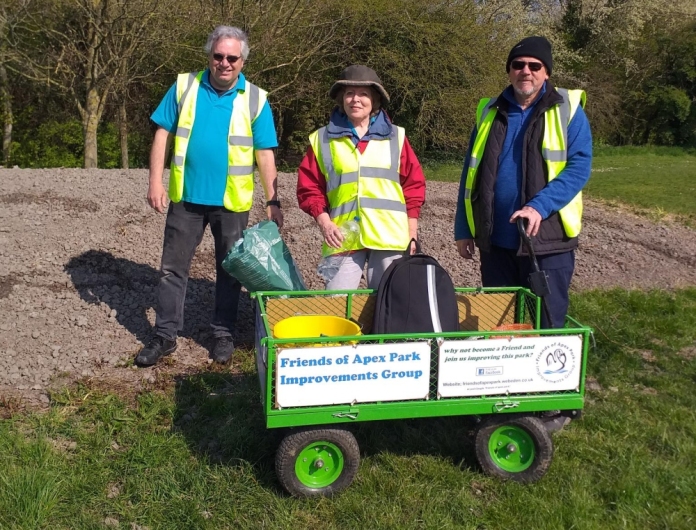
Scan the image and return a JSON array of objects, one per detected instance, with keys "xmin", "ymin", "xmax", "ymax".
[
  {"xmin": 456, "ymin": 239, "xmax": 475, "ymax": 259},
  {"xmin": 316, "ymin": 212, "xmax": 342, "ymax": 248},
  {"xmin": 267, "ymin": 205, "xmax": 284, "ymax": 228},
  {"xmin": 510, "ymin": 206, "xmax": 542, "ymax": 236},
  {"xmin": 147, "ymin": 181, "xmax": 168, "ymax": 213},
  {"xmin": 147, "ymin": 127, "xmax": 172, "ymax": 213},
  {"xmin": 255, "ymin": 148, "xmax": 284, "ymax": 228}
]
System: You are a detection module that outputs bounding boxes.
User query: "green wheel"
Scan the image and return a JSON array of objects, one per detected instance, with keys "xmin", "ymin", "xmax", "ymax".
[
  {"xmin": 276, "ymin": 427, "xmax": 360, "ymax": 497},
  {"xmin": 475, "ymin": 415, "xmax": 553, "ymax": 483}
]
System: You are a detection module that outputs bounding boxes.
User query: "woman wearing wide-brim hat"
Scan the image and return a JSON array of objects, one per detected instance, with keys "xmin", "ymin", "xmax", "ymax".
[{"xmin": 297, "ymin": 65, "xmax": 426, "ymax": 290}]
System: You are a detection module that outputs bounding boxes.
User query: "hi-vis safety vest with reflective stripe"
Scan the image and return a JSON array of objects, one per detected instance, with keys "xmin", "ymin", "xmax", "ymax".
[
  {"xmin": 464, "ymin": 88, "xmax": 587, "ymax": 238},
  {"xmin": 170, "ymin": 71, "xmax": 266, "ymax": 212},
  {"xmin": 309, "ymin": 125, "xmax": 409, "ymax": 257}
]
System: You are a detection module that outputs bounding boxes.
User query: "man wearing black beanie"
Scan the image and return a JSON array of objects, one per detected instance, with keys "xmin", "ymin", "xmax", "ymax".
[
  {"xmin": 506, "ymin": 36, "xmax": 554, "ymax": 76},
  {"xmin": 454, "ymin": 36, "xmax": 592, "ymax": 432},
  {"xmin": 454, "ymin": 35, "xmax": 592, "ymax": 392}
]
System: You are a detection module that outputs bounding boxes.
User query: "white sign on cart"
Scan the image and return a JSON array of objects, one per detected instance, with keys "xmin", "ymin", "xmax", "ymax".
[
  {"xmin": 437, "ymin": 335, "xmax": 583, "ymax": 398},
  {"xmin": 275, "ymin": 342, "xmax": 431, "ymax": 408}
]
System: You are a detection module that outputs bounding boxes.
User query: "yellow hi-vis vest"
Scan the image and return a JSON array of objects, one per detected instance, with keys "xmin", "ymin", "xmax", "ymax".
[
  {"xmin": 309, "ymin": 125, "xmax": 409, "ymax": 257},
  {"xmin": 464, "ymin": 88, "xmax": 586, "ymax": 238},
  {"xmin": 170, "ymin": 71, "xmax": 267, "ymax": 212}
]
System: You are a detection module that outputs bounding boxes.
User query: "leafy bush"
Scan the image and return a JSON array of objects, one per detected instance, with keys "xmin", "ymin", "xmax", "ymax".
[
  {"xmin": 9, "ymin": 119, "xmax": 150, "ymax": 168},
  {"xmin": 11, "ymin": 120, "xmax": 84, "ymax": 168}
]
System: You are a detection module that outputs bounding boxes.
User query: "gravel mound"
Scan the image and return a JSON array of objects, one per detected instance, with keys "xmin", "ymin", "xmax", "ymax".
[{"xmin": 1, "ymin": 168, "xmax": 695, "ymax": 405}]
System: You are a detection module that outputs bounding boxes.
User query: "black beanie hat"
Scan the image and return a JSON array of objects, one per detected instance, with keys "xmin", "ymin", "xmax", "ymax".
[{"xmin": 506, "ymin": 36, "xmax": 553, "ymax": 75}]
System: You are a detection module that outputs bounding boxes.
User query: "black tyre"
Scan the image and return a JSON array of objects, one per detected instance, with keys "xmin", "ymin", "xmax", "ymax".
[
  {"xmin": 275, "ymin": 427, "xmax": 360, "ymax": 497},
  {"xmin": 474, "ymin": 415, "xmax": 554, "ymax": 483}
]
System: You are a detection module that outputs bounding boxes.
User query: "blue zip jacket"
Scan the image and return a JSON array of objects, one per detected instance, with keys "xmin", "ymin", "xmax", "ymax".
[{"xmin": 326, "ymin": 108, "xmax": 392, "ymax": 144}]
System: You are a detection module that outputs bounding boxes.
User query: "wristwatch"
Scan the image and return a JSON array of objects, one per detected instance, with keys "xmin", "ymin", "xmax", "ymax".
[{"xmin": 266, "ymin": 200, "xmax": 281, "ymax": 208}]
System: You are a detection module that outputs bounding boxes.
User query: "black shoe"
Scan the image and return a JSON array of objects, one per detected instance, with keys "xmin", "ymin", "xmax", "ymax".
[
  {"xmin": 542, "ymin": 415, "xmax": 571, "ymax": 434},
  {"xmin": 211, "ymin": 336, "xmax": 234, "ymax": 364},
  {"xmin": 540, "ymin": 410, "xmax": 572, "ymax": 434},
  {"xmin": 135, "ymin": 336, "xmax": 177, "ymax": 366}
]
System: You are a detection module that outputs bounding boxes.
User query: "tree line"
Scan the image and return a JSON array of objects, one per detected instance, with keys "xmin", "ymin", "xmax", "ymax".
[{"xmin": 1, "ymin": 0, "xmax": 694, "ymax": 169}]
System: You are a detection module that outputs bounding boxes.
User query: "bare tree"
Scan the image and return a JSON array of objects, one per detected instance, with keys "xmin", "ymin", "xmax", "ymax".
[
  {"xmin": 11, "ymin": 0, "xmax": 185, "ymax": 168},
  {"xmin": 0, "ymin": 0, "xmax": 35, "ymax": 166}
]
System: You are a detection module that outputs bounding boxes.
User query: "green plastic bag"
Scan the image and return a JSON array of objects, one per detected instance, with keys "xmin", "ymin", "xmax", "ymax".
[{"xmin": 222, "ymin": 221, "xmax": 306, "ymax": 292}]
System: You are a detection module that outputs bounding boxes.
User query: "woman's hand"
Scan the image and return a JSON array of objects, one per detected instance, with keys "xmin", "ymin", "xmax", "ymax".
[
  {"xmin": 408, "ymin": 218, "xmax": 418, "ymax": 255},
  {"xmin": 316, "ymin": 213, "xmax": 343, "ymax": 248}
]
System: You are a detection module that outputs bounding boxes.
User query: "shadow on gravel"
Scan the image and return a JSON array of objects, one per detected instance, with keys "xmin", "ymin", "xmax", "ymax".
[
  {"xmin": 64, "ymin": 250, "xmax": 255, "ymax": 351},
  {"xmin": 172, "ymin": 370, "xmax": 479, "ymax": 495}
]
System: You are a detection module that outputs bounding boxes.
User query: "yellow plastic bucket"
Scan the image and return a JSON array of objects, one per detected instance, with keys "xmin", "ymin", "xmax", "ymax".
[{"xmin": 273, "ymin": 315, "xmax": 361, "ymax": 341}]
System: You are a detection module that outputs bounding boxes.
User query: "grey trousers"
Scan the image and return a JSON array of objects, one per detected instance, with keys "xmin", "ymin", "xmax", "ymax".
[
  {"xmin": 154, "ymin": 201, "xmax": 248, "ymax": 340},
  {"xmin": 325, "ymin": 249, "xmax": 403, "ymax": 290}
]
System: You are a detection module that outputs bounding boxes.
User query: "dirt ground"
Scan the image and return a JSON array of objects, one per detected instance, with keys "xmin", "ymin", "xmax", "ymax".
[{"xmin": 1, "ymin": 168, "xmax": 695, "ymax": 407}]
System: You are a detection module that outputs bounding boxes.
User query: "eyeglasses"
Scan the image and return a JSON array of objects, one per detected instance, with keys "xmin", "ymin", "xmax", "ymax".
[
  {"xmin": 511, "ymin": 60, "xmax": 544, "ymax": 72},
  {"xmin": 212, "ymin": 53, "xmax": 242, "ymax": 64}
]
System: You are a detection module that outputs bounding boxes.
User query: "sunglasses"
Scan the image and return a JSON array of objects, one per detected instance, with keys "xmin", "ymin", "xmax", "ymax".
[
  {"xmin": 212, "ymin": 53, "xmax": 242, "ymax": 64},
  {"xmin": 511, "ymin": 60, "xmax": 544, "ymax": 72}
]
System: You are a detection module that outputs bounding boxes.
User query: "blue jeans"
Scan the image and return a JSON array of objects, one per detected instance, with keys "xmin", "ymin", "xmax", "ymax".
[
  {"xmin": 154, "ymin": 201, "xmax": 248, "ymax": 340},
  {"xmin": 479, "ymin": 246, "xmax": 575, "ymax": 329}
]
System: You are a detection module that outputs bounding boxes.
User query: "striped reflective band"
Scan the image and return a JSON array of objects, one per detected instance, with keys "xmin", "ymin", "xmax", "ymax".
[
  {"xmin": 542, "ymin": 88, "xmax": 572, "ymax": 164},
  {"xmin": 176, "ymin": 127, "xmax": 190, "ymax": 139},
  {"xmin": 330, "ymin": 200, "xmax": 358, "ymax": 219},
  {"xmin": 360, "ymin": 198, "xmax": 407, "ymax": 213},
  {"xmin": 248, "ymin": 83, "xmax": 260, "ymax": 121},
  {"xmin": 318, "ymin": 127, "xmax": 361, "ymax": 190},
  {"xmin": 228, "ymin": 165, "xmax": 254, "ymax": 176},
  {"xmin": 320, "ymin": 125, "xmax": 400, "ymax": 191},
  {"xmin": 463, "ymin": 188, "xmax": 472, "ymax": 200},
  {"xmin": 389, "ymin": 124, "xmax": 399, "ymax": 174},
  {"xmin": 319, "ymin": 127, "xmax": 343, "ymax": 192},
  {"xmin": 362, "ymin": 126, "xmax": 399, "ymax": 181},
  {"xmin": 334, "ymin": 171, "xmax": 359, "ymax": 186},
  {"xmin": 426, "ymin": 264, "xmax": 443, "ymax": 333},
  {"xmin": 542, "ymin": 148, "xmax": 567, "ymax": 162},
  {"xmin": 556, "ymin": 88, "xmax": 571, "ymax": 151},
  {"xmin": 477, "ymin": 97, "xmax": 498, "ymax": 127},
  {"xmin": 330, "ymin": 197, "xmax": 407, "ymax": 218},
  {"xmin": 177, "ymin": 72, "xmax": 198, "ymax": 114},
  {"xmin": 173, "ymin": 155, "xmax": 183, "ymax": 166},
  {"xmin": 229, "ymin": 135, "xmax": 254, "ymax": 147},
  {"xmin": 469, "ymin": 156, "xmax": 479, "ymax": 170},
  {"xmin": 360, "ymin": 166, "xmax": 399, "ymax": 181}
]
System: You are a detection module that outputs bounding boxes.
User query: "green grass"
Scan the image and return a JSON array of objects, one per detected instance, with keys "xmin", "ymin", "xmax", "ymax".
[
  {"xmin": 423, "ymin": 145, "xmax": 696, "ymax": 225},
  {"xmin": 2, "ymin": 288, "xmax": 696, "ymax": 529},
  {"xmin": 421, "ymin": 157, "xmax": 464, "ymax": 183},
  {"xmin": 590, "ymin": 146, "xmax": 696, "ymax": 223}
]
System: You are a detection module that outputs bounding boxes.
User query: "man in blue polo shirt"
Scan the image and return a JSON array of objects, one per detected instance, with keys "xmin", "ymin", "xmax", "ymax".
[
  {"xmin": 136, "ymin": 25, "xmax": 283, "ymax": 367},
  {"xmin": 454, "ymin": 36, "xmax": 592, "ymax": 330}
]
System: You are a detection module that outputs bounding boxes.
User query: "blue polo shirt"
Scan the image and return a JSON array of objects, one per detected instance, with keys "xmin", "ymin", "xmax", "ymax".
[
  {"xmin": 151, "ymin": 71, "xmax": 278, "ymax": 206},
  {"xmin": 454, "ymin": 83, "xmax": 592, "ymax": 248}
]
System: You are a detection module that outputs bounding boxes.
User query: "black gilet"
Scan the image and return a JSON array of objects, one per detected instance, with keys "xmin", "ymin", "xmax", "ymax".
[{"xmin": 473, "ymin": 83, "xmax": 579, "ymax": 256}]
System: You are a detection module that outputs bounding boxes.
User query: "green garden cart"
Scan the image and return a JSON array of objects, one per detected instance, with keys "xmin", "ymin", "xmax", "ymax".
[{"xmin": 253, "ymin": 287, "xmax": 591, "ymax": 497}]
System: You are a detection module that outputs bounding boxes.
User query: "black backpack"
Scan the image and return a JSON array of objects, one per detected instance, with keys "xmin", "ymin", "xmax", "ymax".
[{"xmin": 372, "ymin": 240, "xmax": 459, "ymax": 334}]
